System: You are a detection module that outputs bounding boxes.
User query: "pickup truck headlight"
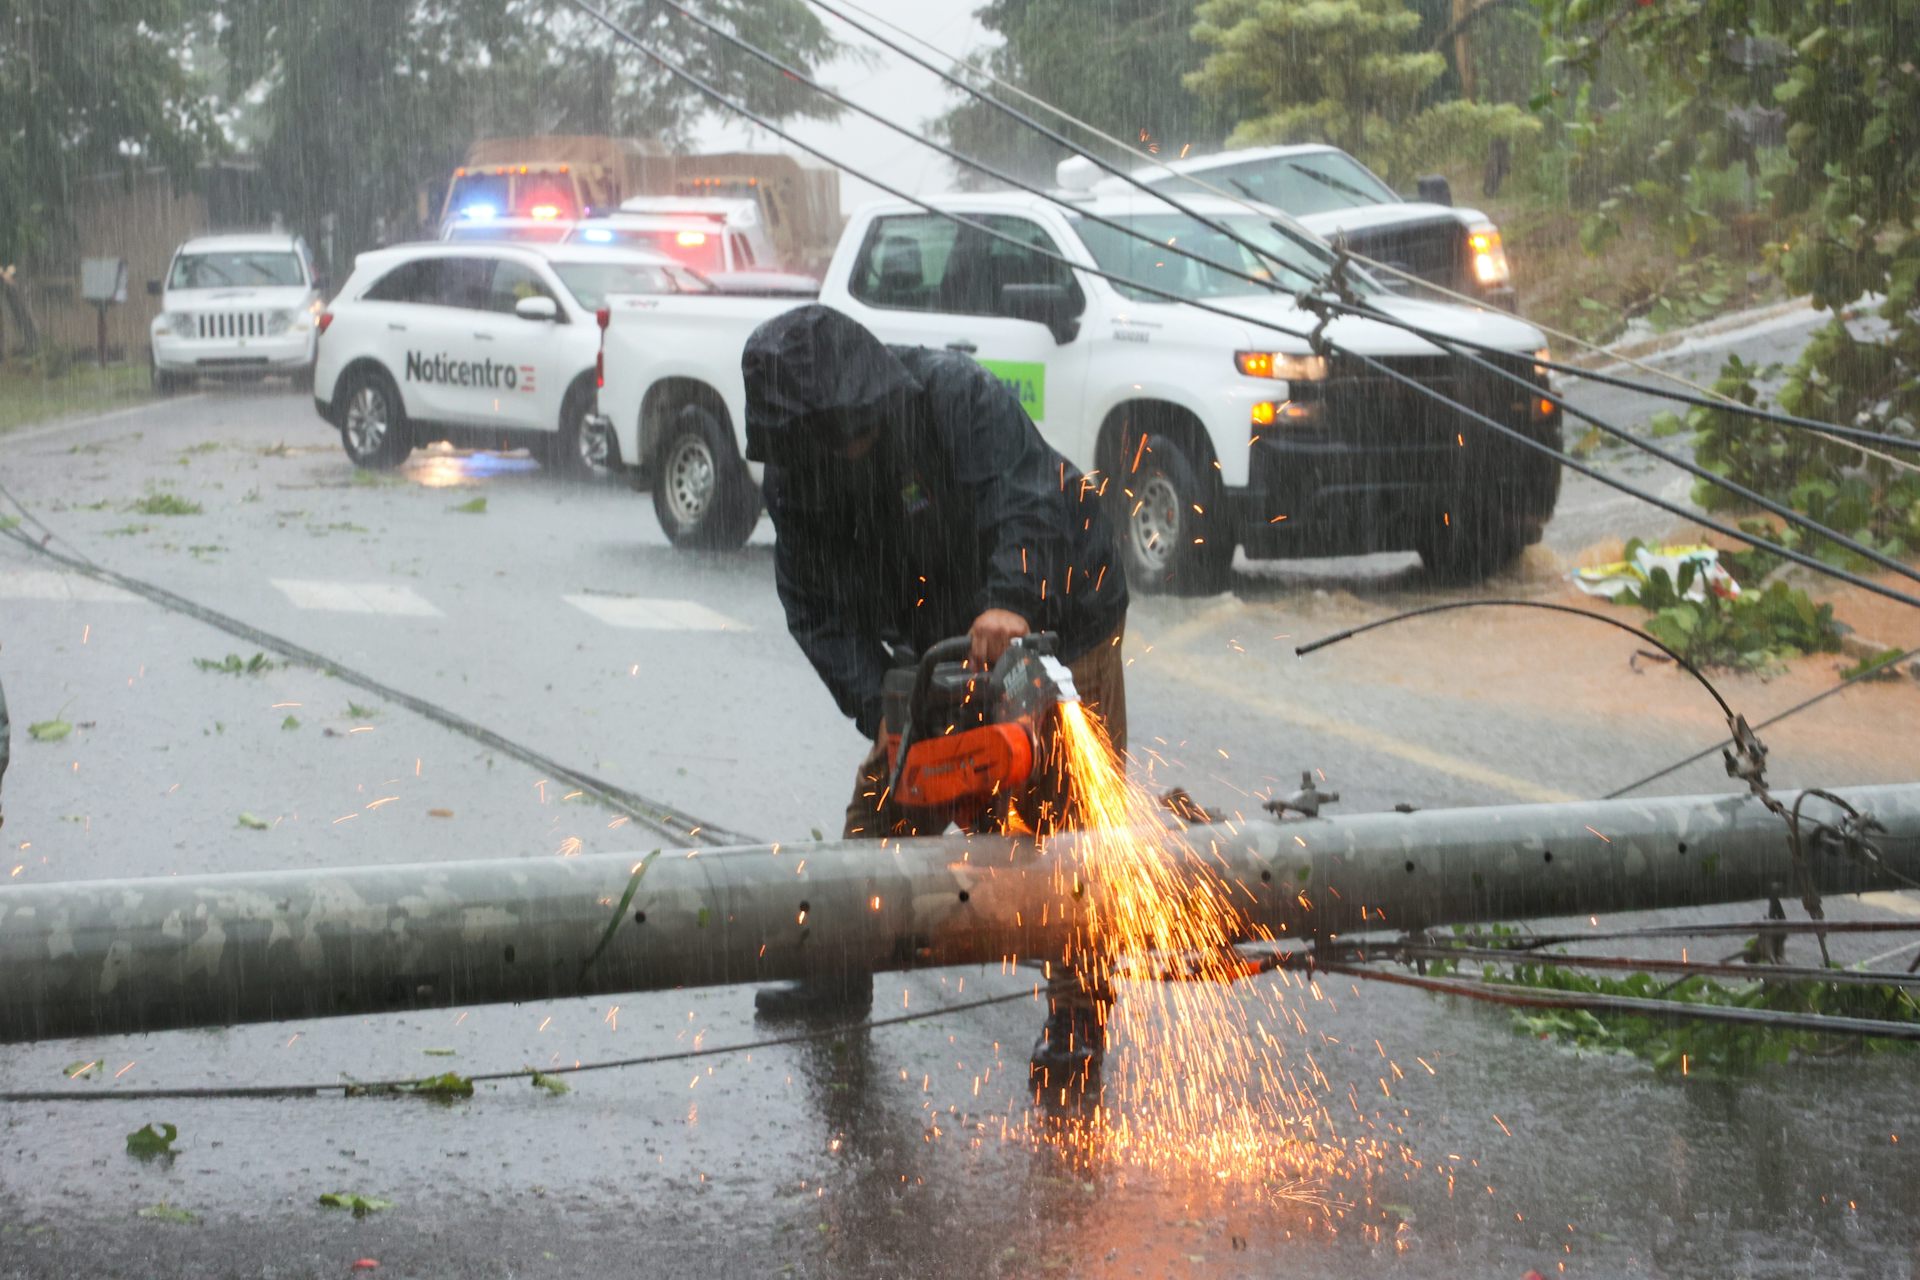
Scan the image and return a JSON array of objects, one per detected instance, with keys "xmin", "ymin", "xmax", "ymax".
[
  {"xmin": 165, "ymin": 312, "xmax": 195, "ymax": 337},
  {"xmin": 267, "ymin": 309, "xmax": 295, "ymax": 335},
  {"xmin": 1469, "ymin": 224, "xmax": 1510, "ymax": 288},
  {"xmin": 1235, "ymin": 351, "xmax": 1328, "ymax": 381}
]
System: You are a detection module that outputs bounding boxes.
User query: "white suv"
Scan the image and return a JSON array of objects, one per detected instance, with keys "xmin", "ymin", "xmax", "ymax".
[
  {"xmin": 149, "ymin": 233, "xmax": 325, "ymax": 392},
  {"xmin": 311, "ymin": 241, "xmax": 694, "ymax": 476}
]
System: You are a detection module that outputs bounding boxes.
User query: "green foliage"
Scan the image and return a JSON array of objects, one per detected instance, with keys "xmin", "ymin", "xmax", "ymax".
[
  {"xmin": 218, "ymin": 1, "xmax": 845, "ymax": 263},
  {"xmin": 26, "ymin": 717, "xmax": 71, "ymax": 742},
  {"xmin": 236, "ymin": 812, "xmax": 269, "ymax": 830},
  {"xmin": 1432, "ymin": 926, "xmax": 1919, "ymax": 1078},
  {"xmin": 449, "ymin": 496, "xmax": 487, "ymax": 515},
  {"xmin": 0, "ymin": 0, "xmax": 221, "ymax": 273},
  {"xmin": 1185, "ymin": 0, "xmax": 1538, "ymax": 179},
  {"xmin": 935, "ymin": 0, "xmax": 1239, "ymax": 185},
  {"xmin": 1503, "ymin": 963, "xmax": 1919, "ymax": 1079},
  {"xmin": 1539, "ymin": 0, "xmax": 1920, "ymax": 532},
  {"xmin": 530, "ymin": 1070, "xmax": 570, "ymax": 1096},
  {"xmin": 1614, "ymin": 539, "xmax": 1841, "ymax": 671}
]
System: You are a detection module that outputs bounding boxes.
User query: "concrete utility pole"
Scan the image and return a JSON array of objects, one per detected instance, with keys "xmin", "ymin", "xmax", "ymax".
[{"xmin": 2, "ymin": 784, "xmax": 1916, "ymax": 1045}]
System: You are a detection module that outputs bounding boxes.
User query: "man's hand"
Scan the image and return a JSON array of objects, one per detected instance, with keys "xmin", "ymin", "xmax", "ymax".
[{"xmin": 969, "ymin": 608, "xmax": 1030, "ymax": 667}]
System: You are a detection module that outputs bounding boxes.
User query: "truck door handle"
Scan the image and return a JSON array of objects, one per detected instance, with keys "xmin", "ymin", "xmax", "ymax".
[
  {"xmin": 946, "ymin": 340, "xmax": 978, "ymax": 354},
  {"xmin": 387, "ymin": 323, "xmax": 407, "ymax": 332},
  {"xmin": 472, "ymin": 332, "xmax": 494, "ymax": 341}
]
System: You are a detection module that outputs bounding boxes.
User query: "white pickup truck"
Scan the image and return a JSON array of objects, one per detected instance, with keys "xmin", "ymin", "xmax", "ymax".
[{"xmin": 592, "ymin": 191, "xmax": 1561, "ymax": 590}]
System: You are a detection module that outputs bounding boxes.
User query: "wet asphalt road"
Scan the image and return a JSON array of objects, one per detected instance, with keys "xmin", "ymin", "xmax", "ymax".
[{"xmin": 2, "ymin": 306, "xmax": 1918, "ymax": 1278}]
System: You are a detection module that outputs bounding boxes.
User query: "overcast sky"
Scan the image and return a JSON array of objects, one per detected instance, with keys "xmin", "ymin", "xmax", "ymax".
[{"xmin": 685, "ymin": 0, "xmax": 994, "ymax": 212}]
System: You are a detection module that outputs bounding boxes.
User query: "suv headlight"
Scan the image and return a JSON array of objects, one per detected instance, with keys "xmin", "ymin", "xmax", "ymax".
[
  {"xmin": 1468, "ymin": 224, "xmax": 1510, "ymax": 288},
  {"xmin": 166, "ymin": 312, "xmax": 195, "ymax": 337},
  {"xmin": 267, "ymin": 309, "xmax": 295, "ymax": 335},
  {"xmin": 1235, "ymin": 351, "xmax": 1329, "ymax": 381}
]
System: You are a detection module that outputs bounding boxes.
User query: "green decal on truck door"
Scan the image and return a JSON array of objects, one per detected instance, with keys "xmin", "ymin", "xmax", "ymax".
[{"xmin": 976, "ymin": 359, "xmax": 1047, "ymax": 422}]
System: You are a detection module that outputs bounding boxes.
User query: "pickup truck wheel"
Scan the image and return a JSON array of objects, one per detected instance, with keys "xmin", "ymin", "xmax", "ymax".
[
  {"xmin": 1116, "ymin": 435, "xmax": 1232, "ymax": 596},
  {"xmin": 1417, "ymin": 512, "xmax": 1527, "ymax": 584},
  {"xmin": 335, "ymin": 367, "xmax": 413, "ymax": 470},
  {"xmin": 150, "ymin": 354, "xmax": 190, "ymax": 396},
  {"xmin": 652, "ymin": 404, "xmax": 759, "ymax": 550},
  {"xmin": 547, "ymin": 381, "xmax": 610, "ymax": 480}
]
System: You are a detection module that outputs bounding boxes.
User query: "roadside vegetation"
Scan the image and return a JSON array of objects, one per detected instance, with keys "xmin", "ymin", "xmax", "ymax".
[{"xmin": 0, "ymin": 359, "xmax": 149, "ymax": 437}]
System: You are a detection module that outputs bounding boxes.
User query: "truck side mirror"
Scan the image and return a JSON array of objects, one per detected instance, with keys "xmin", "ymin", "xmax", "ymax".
[
  {"xmin": 146, "ymin": 279, "xmax": 162, "ymax": 297},
  {"xmin": 514, "ymin": 295, "xmax": 559, "ymax": 322},
  {"xmin": 1415, "ymin": 175, "xmax": 1453, "ymax": 207},
  {"xmin": 997, "ymin": 283, "xmax": 1082, "ymax": 345}
]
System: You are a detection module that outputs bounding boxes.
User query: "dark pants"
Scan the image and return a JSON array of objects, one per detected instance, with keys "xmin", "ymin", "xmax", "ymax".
[{"xmin": 842, "ymin": 621, "xmax": 1128, "ymax": 839}]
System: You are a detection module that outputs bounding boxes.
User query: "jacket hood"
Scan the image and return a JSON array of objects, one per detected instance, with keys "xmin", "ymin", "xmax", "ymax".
[{"xmin": 742, "ymin": 305, "xmax": 922, "ymax": 464}]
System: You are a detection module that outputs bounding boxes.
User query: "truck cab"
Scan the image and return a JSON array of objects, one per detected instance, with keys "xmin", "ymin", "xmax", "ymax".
[
  {"xmin": 1060, "ymin": 146, "xmax": 1516, "ymax": 310},
  {"xmin": 569, "ymin": 198, "xmax": 784, "ymax": 278}
]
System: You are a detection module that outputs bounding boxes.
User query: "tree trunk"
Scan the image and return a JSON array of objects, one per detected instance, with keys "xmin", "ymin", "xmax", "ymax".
[{"xmin": 0, "ymin": 273, "xmax": 39, "ymax": 357}]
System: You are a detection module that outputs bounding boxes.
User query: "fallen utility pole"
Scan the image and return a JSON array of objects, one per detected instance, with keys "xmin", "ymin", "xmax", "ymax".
[{"xmin": 1, "ymin": 784, "xmax": 1916, "ymax": 1045}]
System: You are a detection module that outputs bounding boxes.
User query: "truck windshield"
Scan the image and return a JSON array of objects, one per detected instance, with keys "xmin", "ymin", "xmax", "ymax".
[
  {"xmin": 551, "ymin": 261, "xmax": 710, "ymax": 310},
  {"xmin": 1073, "ymin": 214, "xmax": 1354, "ymax": 302},
  {"xmin": 1153, "ymin": 153, "xmax": 1399, "ymax": 216},
  {"xmin": 168, "ymin": 252, "xmax": 305, "ymax": 290}
]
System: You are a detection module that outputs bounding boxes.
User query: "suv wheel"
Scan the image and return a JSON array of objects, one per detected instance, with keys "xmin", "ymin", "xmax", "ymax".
[
  {"xmin": 1115, "ymin": 434, "xmax": 1232, "ymax": 596},
  {"xmin": 652, "ymin": 404, "xmax": 759, "ymax": 549},
  {"xmin": 548, "ymin": 381, "xmax": 611, "ymax": 480},
  {"xmin": 335, "ymin": 367, "xmax": 413, "ymax": 470}
]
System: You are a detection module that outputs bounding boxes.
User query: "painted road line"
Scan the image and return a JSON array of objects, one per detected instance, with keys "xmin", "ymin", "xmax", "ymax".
[
  {"xmin": 1164, "ymin": 662, "xmax": 1580, "ymax": 805},
  {"xmin": 562, "ymin": 594, "xmax": 750, "ymax": 632},
  {"xmin": 0, "ymin": 568, "xmax": 143, "ymax": 604},
  {"xmin": 271, "ymin": 579, "xmax": 443, "ymax": 617}
]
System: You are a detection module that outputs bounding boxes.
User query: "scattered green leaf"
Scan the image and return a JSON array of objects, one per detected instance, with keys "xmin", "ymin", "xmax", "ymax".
[
  {"xmin": 449, "ymin": 496, "xmax": 487, "ymax": 514},
  {"xmin": 128, "ymin": 493, "xmax": 202, "ymax": 517},
  {"xmin": 27, "ymin": 718, "xmax": 72, "ymax": 742},
  {"xmin": 1839, "ymin": 647, "xmax": 1906, "ymax": 681},
  {"xmin": 345, "ymin": 702, "xmax": 378, "ymax": 719},
  {"xmin": 281, "ymin": 715, "xmax": 301, "ymax": 731},
  {"xmin": 64, "ymin": 1060, "xmax": 101, "ymax": 1080},
  {"xmin": 137, "ymin": 1202, "xmax": 197, "ymax": 1224},
  {"xmin": 237, "ymin": 813, "xmax": 270, "ymax": 831},
  {"xmin": 530, "ymin": 1070, "xmax": 570, "ymax": 1096},
  {"xmin": 421, "ymin": 1048, "xmax": 456, "ymax": 1057},
  {"xmin": 126, "ymin": 1122, "xmax": 179, "ymax": 1160},
  {"xmin": 194, "ymin": 652, "xmax": 276, "ymax": 676},
  {"xmin": 318, "ymin": 1192, "xmax": 392, "ymax": 1218}
]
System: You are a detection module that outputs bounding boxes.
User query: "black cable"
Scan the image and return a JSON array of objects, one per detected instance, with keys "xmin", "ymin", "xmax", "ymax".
[
  {"xmin": 1312, "ymin": 343, "xmax": 1920, "ymax": 614},
  {"xmin": 1319, "ymin": 297, "xmax": 1920, "ymax": 454},
  {"xmin": 1387, "ymin": 328, "xmax": 1920, "ymax": 592},
  {"xmin": 809, "ymin": 0, "xmax": 1919, "ymax": 461},
  {"xmin": 1295, "ymin": 599, "xmax": 1736, "ymax": 722},
  {"xmin": 802, "ymin": 0, "xmax": 1346, "ymax": 286},
  {"xmin": 1388, "ymin": 943, "xmax": 1920, "ymax": 990},
  {"xmin": 1606, "ymin": 644, "xmax": 1920, "ymax": 798},
  {"xmin": 1322, "ymin": 961, "xmax": 1920, "ymax": 1042},
  {"xmin": 0, "ymin": 524, "xmax": 753, "ymax": 847},
  {"xmin": 650, "ymin": 0, "xmax": 1330, "ymax": 296},
  {"xmin": 0, "ymin": 988, "xmax": 1036, "ymax": 1104}
]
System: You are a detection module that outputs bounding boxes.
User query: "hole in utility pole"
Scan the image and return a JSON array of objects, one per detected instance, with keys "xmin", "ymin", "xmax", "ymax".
[
  {"xmin": 1260, "ymin": 870, "xmax": 1272, "ymax": 883},
  {"xmin": 1543, "ymin": 851, "xmax": 1553, "ymax": 864},
  {"xmin": 1677, "ymin": 842, "xmax": 1688, "ymax": 854},
  {"xmin": 957, "ymin": 890, "xmax": 970, "ymax": 903},
  {"xmin": 633, "ymin": 911, "xmax": 647, "ymax": 925},
  {"xmin": 503, "ymin": 945, "xmax": 516, "ymax": 964},
  {"xmin": 1404, "ymin": 861, "xmax": 1416, "ymax": 874}
]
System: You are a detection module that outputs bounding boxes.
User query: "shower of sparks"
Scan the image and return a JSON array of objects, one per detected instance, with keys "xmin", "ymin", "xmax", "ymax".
[{"xmin": 1021, "ymin": 701, "xmax": 1365, "ymax": 1205}]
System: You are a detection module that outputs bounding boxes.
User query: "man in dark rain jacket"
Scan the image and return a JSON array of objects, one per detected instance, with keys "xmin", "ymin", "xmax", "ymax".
[{"xmin": 742, "ymin": 305, "xmax": 1128, "ymax": 1049}]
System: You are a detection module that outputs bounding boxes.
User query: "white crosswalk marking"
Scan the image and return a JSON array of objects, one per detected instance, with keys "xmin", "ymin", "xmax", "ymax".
[
  {"xmin": 0, "ymin": 569, "xmax": 142, "ymax": 604},
  {"xmin": 271, "ymin": 579, "xmax": 443, "ymax": 617},
  {"xmin": 562, "ymin": 593, "xmax": 750, "ymax": 632}
]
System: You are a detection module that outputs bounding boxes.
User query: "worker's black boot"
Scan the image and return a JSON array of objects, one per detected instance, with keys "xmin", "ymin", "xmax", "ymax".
[
  {"xmin": 753, "ymin": 970, "xmax": 875, "ymax": 1021},
  {"xmin": 1028, "ymin": 974, "xmax": 1110, "ymax": 1097}
]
